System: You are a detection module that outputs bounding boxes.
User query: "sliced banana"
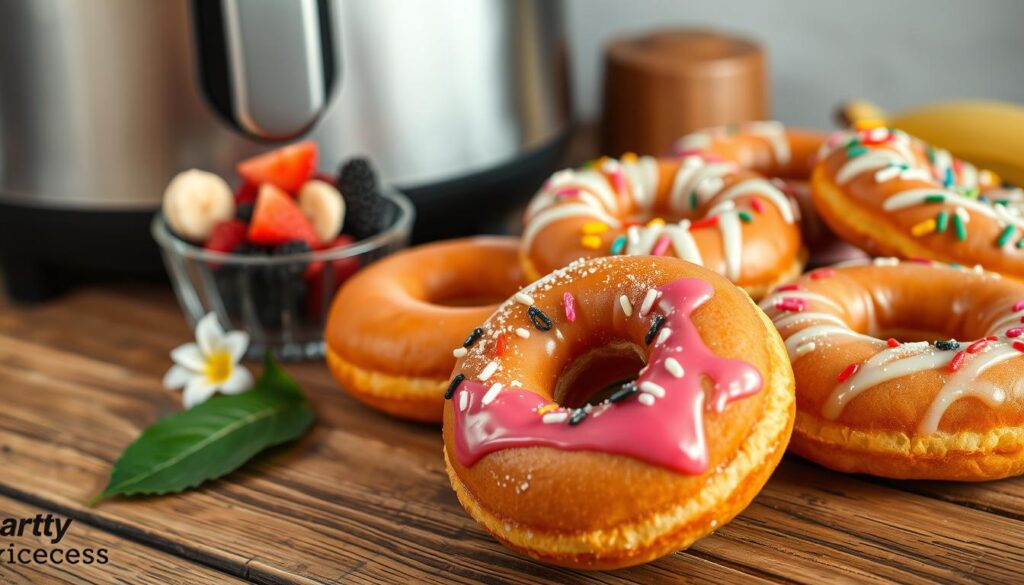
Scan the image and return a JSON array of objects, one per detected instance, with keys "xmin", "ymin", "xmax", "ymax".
[
  {"xmin": 162, "ymin": 169, "xmax": 235, "ymax": 242},
  {"xmin": 299, "ymin": 180, "xmax": 345, "ymax": 243}
]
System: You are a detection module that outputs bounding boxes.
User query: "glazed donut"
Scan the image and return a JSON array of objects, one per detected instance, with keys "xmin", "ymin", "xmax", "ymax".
[
  {"xmin": 442, "ymin": 255, "xmax": 795, "ymax": 568},
  {"xmin": 325, "ymin": 237, "xmax": 523, "ymax": 422},
  {"xmin": 520, "ymin": 153, "xmax": 805, "ymax": 300},
  {"xmin": 673, "ymin": 120, "xmax": 868, "ymax": 267},
  {"xmin": 812, "ymin": 126, "xmax": 1024, "ymax": 277},
  {"xmin": 762, "ymin": 258, "xmax": 1024, "ymax": 481}
]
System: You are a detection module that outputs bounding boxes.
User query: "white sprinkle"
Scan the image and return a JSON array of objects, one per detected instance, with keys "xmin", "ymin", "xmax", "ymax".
[
  {"xmin": 515, "ymin": 327, "xmax": 531, "ymax": 339},
  {"xmin": 955, "ymin": 205, "xmax": 971, "ymax": 223},
  {"xmin": 479, "ymin": 360, "xmax": 499, "ymax": 381},
  {"xmin": 555, "ymin": 328, "xmax": 564, "ymax": 341},
  {"xmin": 656, "ymin": 327, "xmax": 672, "ymax": 346},
  {"xmin": 545, "ymin": 339, "xmax": 556, "ymax": 356},
  {"xmin": 481, "ymin": 383, "xmax": 504, "ymax": 406},
  {"xmin": 542, "ymin": 412, "xmax": 568, "ymax": 424},
  {"xmin": 518, "ymin": 481, "xmax": 529, "ymax": 493},
  {"xmin": 639, "ymin": 289, "xmax": 660, "ymax": 318},
  {"xmin": 873, "ymin": 257, "xmax": 899, "ymax": 266},
  {"xmin": 664, "ymin": 358, "xmax": 684, "ymax": 378},
  {"xmin": 510, "ymin": 380, "xmax": 522, "ymax": 387},
  {"xmin": 795, "ymin": 341, "xmax": 817, "ymax": 357},
  {"xmin": 868, "ymin": 127, "xmax": 888, "ymax": 142},
  {"xmin": 459, "ymin": 390, "xmax": 469, "ymax": 411},
  {"xmin": 874, "ymin": 165, "xmax": 902, "ymax": 183},
  {"xmin": 638, "ymin": 393, "xmax": 655, "ymax": 406},
  {"xmin": 619, "ymin": 294, "xmax": 633, "ymax": 316},
  {"xmin": 514, "ymin": 292, "xmax": 535, "ymax": 306},
  {"xmin": 452, "ymin": 347, "xmax": 468, "ymax": 358},
  {"xmin": 640, "ymin": 381, "xmax": 666, "ymax": 398}
]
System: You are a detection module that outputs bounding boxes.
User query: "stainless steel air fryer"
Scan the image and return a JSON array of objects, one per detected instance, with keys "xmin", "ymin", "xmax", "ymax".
[{"xmin": 0, "ymin": 0, "xmax": 570, "ymax": 301}]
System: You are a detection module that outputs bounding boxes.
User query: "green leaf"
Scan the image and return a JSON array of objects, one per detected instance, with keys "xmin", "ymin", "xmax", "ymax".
[{"xmin": 91, "ymin": 354, "xmax": 313, "ymax": 504}]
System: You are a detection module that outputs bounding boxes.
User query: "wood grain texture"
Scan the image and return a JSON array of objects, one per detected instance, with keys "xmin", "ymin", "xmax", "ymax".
[
  {"xmin": 0, "ymin": 494, "xmax": 242, "ymax": 584},
  {"xmin": 0, "ymin": 286, "xmax": 1021, "ymax": 584}
]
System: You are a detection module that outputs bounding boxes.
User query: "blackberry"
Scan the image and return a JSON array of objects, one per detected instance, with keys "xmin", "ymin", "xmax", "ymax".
[
  {"xmin": 231, "ymin": 242, "xmax": 269, "ymax": 255},
  {"xmin": 236, "ymin": 202, "xmax": 255, "ymax": 222},
  {"xmin": 273, "ymin": 240, "xmax": 313, "ymax": 279},
  {"xmin": 337, "ymin": 158, "xmax": 393, "ymax": 239},
  {"xmin": 337, "ymin": 158, "xmax": 377, "ymax": 198}
]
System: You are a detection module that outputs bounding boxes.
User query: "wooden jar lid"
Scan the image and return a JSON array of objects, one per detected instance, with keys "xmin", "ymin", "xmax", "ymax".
[{"xmin": 601, "ymin": 29, "xmax": 768, "ymax": 155}]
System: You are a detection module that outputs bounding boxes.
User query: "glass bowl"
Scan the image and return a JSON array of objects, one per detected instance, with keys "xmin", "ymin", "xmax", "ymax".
[{"xmin": 152, "ymin": 189, "xmax": 414, "ymax": 360}]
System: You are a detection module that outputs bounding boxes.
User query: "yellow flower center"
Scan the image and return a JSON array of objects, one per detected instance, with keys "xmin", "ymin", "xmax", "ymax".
[{"xmin": 204, "ymin": 350, "xmax": 233, "ymax": 384}]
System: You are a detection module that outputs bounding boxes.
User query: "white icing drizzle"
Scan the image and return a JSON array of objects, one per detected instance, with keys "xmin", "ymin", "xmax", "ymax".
[
  {"xmin": 918, "ymin": 344, "xmax": 1012, "ymax": 434},
  {"xmin": 622, "ymin": 155, "xmax": 660, "ymax": 212},
  {"xmin": 670, "ymin": 162, "xmax": 736, "ymax": 213},
  {"xmin": 718, "ymin": 210, "xmax": 743, "ymax": 280},
  {"xmin": 783, "ymin": 325, "xmax": 878, "ymax": 358},
  {"xmin": 667, "ymin": 156, "xmax": 705, "ymax": 212},
  {"xmin": 836, "ymin": 150, "xmax": 905, "ymax": 184},
  {"xmin": 773, "ymin": 311, "xmax": 848, "ymax": 330},
  {"xmin": 882, "ymin": 188, "xmax": 998, "ymax": 220},
  {"xmin": 747, "ymin": 120, "xmax": 791, "ymax": 165},
  {"xmin": 715, "ymin": 178, "xmax": 795, "ymax": 223},
  {"xmin": 673, "ymin": 120, "xmax": 791, "ymax": 165},
  {"xmin": 522, "ymin": 203, "xmax": 622, "ymax": 252},
  {"xmin": 823, "ymin": 344, "xmax": 950, "ymax": 419}
]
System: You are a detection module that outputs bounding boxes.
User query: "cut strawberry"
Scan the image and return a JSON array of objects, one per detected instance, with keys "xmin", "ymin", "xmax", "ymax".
[
  {"xmin": 304, "ymin": 235, "xmax": 361, "ymax": 320},
  {"xmin": 205, "ymin": 220, "xmax": 249, "ymax": 253},
  {"xmin": 237, "ymin": 141, "xmax": 318, "ymax": 193},
  {"xmin": 247, "ymin": 184, "xmax": 319, "ymax": 247},
  {"xmin": 235, "ymin": 181, "xmax": 260, "ymax": 205}
]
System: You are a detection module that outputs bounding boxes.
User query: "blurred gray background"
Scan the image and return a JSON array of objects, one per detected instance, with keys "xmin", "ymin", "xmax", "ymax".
[{"xmin": 566, "ymin": 0, "xmax": 1024, "ymax": 129}]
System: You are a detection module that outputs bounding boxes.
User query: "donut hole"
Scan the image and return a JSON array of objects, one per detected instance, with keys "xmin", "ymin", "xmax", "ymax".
[
  {"xmin": 420, "ymin": 267, "xmax": 521, "ymax": 308},
  {"xmin": 553, "ymin": 342, "xmax": 647, "ymax": 408},
  {"xmin": 865, "ymin": 296, "xmax": 994, "ymax": 342}
]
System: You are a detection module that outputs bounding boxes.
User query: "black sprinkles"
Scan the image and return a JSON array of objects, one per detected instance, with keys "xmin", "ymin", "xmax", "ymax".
[
  {"xmin": 528, "ymin": 306, "xmax": 553, "ymax": 331},
  {"xmin": 444, "ymin": 373, "xmax": 465, "ymax": 400}
]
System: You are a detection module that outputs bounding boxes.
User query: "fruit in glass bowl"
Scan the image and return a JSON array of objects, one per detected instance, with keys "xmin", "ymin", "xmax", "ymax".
[{"xmin": 153, "ymin": 142, "xmax": 414, "ymax": 360}]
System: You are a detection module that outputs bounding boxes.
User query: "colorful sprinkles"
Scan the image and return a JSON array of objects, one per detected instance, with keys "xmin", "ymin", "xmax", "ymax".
[
  {"xmin": 608, "ymin": 382, "xmax": 639, "ymax": 403},
  {"xmin": 463, "ymin": 327, "xmax": 484, "ymax": 347},
  {"xmin": 645, "ymin": 314, "xmax": 666, "ymax": 344},
  {"xmin": 563, "ymin": 292, "xmax": 577, "ymax": 322},
  {"xmin": 444, "ymin": 373, "xmax": 465, "ymax": 400},
  {"xmin": 528, "ymin": 306, "xmax": 553, "ymax": 331},
  {"xmin": 836, "ymin": 362, "xmax": 859, "ymax": 383}
]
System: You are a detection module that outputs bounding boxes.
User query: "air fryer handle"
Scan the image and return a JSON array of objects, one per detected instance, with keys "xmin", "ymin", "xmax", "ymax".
[{"xmin": 191, "ymin": 0, "xmax": 338, "ymax": 141}]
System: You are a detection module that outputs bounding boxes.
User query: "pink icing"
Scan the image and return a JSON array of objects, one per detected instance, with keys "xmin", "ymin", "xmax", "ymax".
[{"xmin": 451, "ymin": 277, "xmax": 763, "ymax": 475}]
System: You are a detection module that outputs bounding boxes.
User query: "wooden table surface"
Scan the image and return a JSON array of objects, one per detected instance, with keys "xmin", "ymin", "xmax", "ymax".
[{"xmin": 0, "ymin": 284, "xmax": 1022, "ymax": 584}]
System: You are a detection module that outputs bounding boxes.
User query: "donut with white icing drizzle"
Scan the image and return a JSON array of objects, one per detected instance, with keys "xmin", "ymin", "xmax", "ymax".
[
  {"xmin": 442, "ymin": 256, "xmax": 795, "ymax": 569},
  {"xmin": 673, "ymin": 121, "xmax": 869, "ymax": 266},
  {"xmin": 521, "ymin": 153, "xmax": 806, "ymax": 300},
  {"xmin": 762, "ymin": 258, "xmax": 1024, "ymax": 480},
  {"xmin": 812, "ymin": 126, "xmax": 1024, "ymax": 277}
]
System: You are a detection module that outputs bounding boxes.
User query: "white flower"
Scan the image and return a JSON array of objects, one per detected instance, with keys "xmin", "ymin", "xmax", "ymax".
[{"xmin": 162, "ymin": 313, "xmax": 253, "ymax": 408}]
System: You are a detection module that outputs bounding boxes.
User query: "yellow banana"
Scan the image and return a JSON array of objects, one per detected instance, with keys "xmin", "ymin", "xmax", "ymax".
[{"xmin": 840, "ymin": 100, "xmax": 1024, "ymax": 187}]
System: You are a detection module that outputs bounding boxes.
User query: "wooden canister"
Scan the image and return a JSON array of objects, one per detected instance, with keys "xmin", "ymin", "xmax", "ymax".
[{"xmin": 601, "ymin": 29, "xmax": 768, "ymax": 155}]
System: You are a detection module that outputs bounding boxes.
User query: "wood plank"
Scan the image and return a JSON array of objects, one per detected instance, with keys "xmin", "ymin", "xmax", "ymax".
[
  {"xmin": 0, "ymin": 494, "xmax": 242, "ymax": 584},
  {"xmin": 0, "ymin": 285, "xmax": 1021, "ymax": 583}
]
